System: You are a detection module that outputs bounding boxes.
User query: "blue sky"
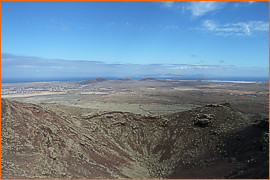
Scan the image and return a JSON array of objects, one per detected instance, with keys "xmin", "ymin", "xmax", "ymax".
[{"xmin": 1, "ymin": 1, "xmax": 269, "ymax": 81}]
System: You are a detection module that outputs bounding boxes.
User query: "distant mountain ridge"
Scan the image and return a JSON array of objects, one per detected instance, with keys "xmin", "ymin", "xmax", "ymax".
[
  {"xmin": 139, "ymin": 77, "xmax": 168, "ymax": 82},
  {"xmin": 79, "ymin": 78, "xmax": 107, "ymax": 85}
]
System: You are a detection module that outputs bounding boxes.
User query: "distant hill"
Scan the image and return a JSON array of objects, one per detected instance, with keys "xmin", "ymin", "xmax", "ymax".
[
  {"xmin": 115, "ymin": 78, "xmax": 134, "ymax": 81},
  {"xmin": 140, "ymin": 77, "xmax": 167, "ymax": 82},
  {"xmin": 79, "ymin": 78, "xmax": 106, "ymax": 85}
]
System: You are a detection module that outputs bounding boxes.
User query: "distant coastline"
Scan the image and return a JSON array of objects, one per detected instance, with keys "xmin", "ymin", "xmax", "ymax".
[{"xmin": 1, "ymin": 76, "xmax": 269, "ymax": 84}]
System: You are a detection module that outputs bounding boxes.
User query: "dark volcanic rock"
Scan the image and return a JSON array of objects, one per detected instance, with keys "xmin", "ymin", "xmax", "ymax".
[
  {"xmin": 193, "ymin": 113, "xmax": 212, "ymax": 128},
  {"xmin": 1, "ymin": 98, "xmax": 268, "ymax": 179},
  {"xmin": 223, "ymin": 117, "xmax": 269, "ymax": 179},
  {"xmin": 194, "ymin": 118, "xmax": 210, "ymax": 127}
]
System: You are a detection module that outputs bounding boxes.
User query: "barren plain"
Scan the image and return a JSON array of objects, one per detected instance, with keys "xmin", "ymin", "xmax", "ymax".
[{"xmin": 2, "ymin": 78, "xmax": 269, "ymax": 115}]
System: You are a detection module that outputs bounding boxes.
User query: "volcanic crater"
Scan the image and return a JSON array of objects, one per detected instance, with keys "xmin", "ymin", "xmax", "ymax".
[{"xmin": 1, "ymin": 98, "xmax": 268, "ymax": 179}]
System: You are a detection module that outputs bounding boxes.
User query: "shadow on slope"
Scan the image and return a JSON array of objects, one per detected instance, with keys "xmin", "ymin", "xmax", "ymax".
[{"xmin": 1, "ymin": 99, "xmax": 268, "ymax": 179}]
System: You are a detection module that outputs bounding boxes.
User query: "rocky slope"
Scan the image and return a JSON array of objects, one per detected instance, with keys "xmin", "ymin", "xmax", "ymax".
[{"xmin": 1, "ymin": 98, "xmax": 268, "ymax": 178}]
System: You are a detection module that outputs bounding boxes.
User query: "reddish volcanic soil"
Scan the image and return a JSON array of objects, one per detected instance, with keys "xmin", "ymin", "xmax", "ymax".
[{"xmin": 1, "ymin": 98, "xmax": 269, "ymax": 179}]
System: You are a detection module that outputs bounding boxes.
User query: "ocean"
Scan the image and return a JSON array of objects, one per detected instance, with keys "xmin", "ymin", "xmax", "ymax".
[{"xmin": 1, "ymin": 76, "xmax": 269, "ymax": 83}]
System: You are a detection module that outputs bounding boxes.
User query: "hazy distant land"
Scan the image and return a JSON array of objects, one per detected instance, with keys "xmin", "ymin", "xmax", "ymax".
[{"xmin": 2, "ymin": 78, "xmax": 268, "ymax": 115}]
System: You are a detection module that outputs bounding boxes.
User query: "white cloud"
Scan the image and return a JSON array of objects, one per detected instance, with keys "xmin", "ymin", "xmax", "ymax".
[
  {"xmin": 161, "ymin": 1, "xmax": 175, "ymax": 8},
  {"xmin": 233, "ymin": 1, "xmax": 256, "ymax": 8},
  {"xmin": 202, "ymin": 20, "xmax": 269, "ymax": 37},
  {"xmin": 169, "ymin": 64, "xmax": 221, "ymax": 70},
  {"xmin": 16, "ymin": 65, "xmax": 39, "ymax": 68},
  {"xmin": 249, "ymin": 21, "xmax": 269, "ymax": 31},
  {"xmin": 203, "ymin": 20, "xmax": 217, "ymax": 31},
  {"xmin": 2, "ymin": 53, "xmax": 268, "ymax": 81},
  {"xmin": 248, "ymin": 1, "xmax": 256, "ymax": 5},
  {"xmin": 187, "ymin": 1, "xmax": 225, "ymax": 17},
  {"xmin": 49, "ymin": 66, "xmax": 64, "ymax": 69}
]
